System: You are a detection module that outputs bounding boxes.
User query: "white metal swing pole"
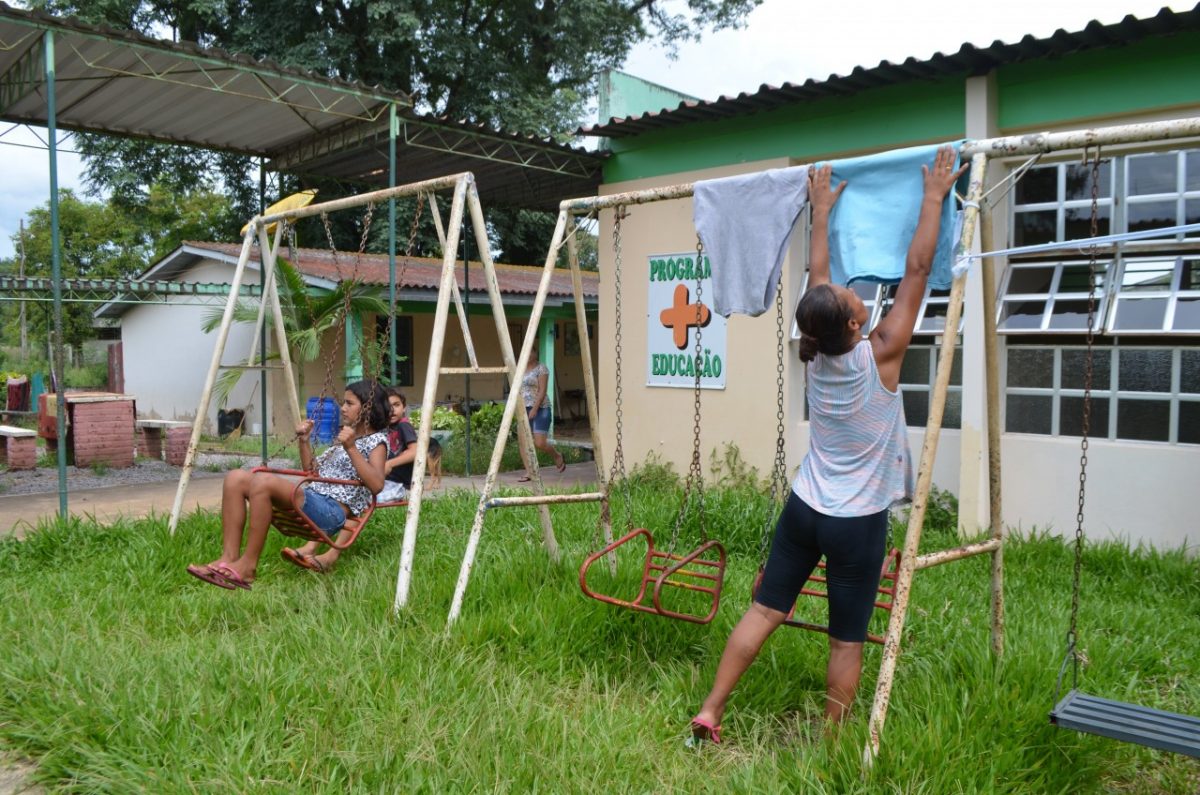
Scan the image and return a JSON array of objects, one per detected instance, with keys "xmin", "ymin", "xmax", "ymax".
[
  {"xmin": 961, "ymin": 117, "xmax": 1200, "ymax": 159},
  {"xmin": 566, "ymin": 224, "xmax": 614, "ymax": 559},
  {"xmin": 394, "ymin": 174, "xmax": 471, "ymax": 612},
  {"xmin": 446, "ymin": 207, "xmax": 571, "ymax": 626},
  {"xmin": 428, "ymin": 193, "xmax": 480, "ymax": 369},
  {"xmin": 465, "ymin": 183, "xmax": 559, "ymax": 554},
  {"xmin": 240, "ymin": 224, "xmax": 284, "ymax": 394},
  {"xmin": 864, "ymin": 152, "xmax": 990, "ymax": 762},
  {"xmin": 168, "ymin": 227, "xmax": 258, "ymax": 534},
  {"xmin": 256, "ymin": 223, "xmax": 302, "ymax": 430}
]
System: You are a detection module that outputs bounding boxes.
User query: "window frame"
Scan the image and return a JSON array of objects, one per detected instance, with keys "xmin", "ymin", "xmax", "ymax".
[{"xmin": 1002, "ymin": 343, "xmax": 1200, "ymax": 445}]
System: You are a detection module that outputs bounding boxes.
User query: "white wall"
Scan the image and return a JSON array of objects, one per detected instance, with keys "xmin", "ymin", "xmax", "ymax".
[
  {"xmin": 1002, "ymin": 434, "xmax": 1197, "ymax": 551},
  {"xmin": 120, "ymin": 259, "xmax": 262, "ymax": 433}
]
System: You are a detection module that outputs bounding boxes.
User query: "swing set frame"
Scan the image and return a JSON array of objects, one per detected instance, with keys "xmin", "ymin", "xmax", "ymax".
[{"xmin": 530, "ymin": 116, "xmax": 1200, "ymax": 762}]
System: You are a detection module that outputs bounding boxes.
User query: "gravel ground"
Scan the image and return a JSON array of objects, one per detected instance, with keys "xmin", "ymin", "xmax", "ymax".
[{"xmin": 0, "ymin": 454, "xmax": 295, "ymax": 497}]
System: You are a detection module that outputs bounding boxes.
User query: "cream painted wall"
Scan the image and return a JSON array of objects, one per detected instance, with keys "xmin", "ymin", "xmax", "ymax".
[{"xmin": 597, "ymin": 157, "xmax": 808, "ymax": 481}]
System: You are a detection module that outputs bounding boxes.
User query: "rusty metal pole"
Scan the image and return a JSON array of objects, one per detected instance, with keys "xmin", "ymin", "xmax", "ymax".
[
  {"xmin": 979, "ymin": 204, "xmax": 1006, "ymax": 657},
  {"xmin": 864, "ymin": 152, "xmax": 989, "ymax": 764},
  {"xmin": 566, "ymin": 224, "xmax": 615, "ymax": 571}
]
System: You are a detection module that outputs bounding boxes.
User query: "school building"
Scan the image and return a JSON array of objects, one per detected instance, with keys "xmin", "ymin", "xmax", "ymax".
[
  {"xmin": 97, "ymin": 241, "xmax": 599, "ymax": 436},
  {"xmin": 582, "ymin": 7, "xmax": 1199, "ymax": 549}
]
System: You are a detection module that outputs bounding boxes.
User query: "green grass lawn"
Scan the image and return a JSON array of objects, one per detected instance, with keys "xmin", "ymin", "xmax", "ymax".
[{"xmin": 0, "ymin": 481, "xmax": 1197, "ymax": 793}]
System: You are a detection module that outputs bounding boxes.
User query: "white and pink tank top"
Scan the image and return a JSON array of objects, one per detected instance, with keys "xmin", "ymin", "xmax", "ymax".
[{"xmin": 792, "ymin": 339, "xmax": 914, "ymax": 517}]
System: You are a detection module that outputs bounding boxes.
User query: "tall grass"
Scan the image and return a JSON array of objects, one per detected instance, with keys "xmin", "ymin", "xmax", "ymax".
[{"xmin": 0, "ymin": 481, "xmax": 1197, "ymax": 793}]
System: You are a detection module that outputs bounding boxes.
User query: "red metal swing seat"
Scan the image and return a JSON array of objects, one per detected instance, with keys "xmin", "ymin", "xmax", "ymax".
[
  {"xmin": 579, "ymin": 527, "xmax": 727, "ymax": 624},
  {"xmin": 751, "ymin": 547, "xmax": 900, "ymax": 644},
  {"xmin": 252, "ymin": 467, "xmax": 408, "ymax": 550}
]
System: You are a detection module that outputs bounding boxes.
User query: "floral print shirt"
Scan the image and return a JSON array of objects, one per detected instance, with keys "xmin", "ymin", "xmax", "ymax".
[{"xmin": 306, "ymin": 431, "xmax": 387, "ymax": 516}]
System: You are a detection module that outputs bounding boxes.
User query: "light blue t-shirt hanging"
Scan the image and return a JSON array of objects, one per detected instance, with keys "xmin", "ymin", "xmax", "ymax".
[{"xmin": 827, "ymin": 142, "xmax": 964, "ymax": 290}]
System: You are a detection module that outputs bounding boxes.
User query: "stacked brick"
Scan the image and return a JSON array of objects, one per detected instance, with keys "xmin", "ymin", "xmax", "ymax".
[
  {"xmin": 165, "ymin": 426, "xmax": 190, "ymax": 466},
  {"xmin": 137, "ymin": 427, "xmax": 164, "ymax": 459},
  {"xmin": 0, "ymin": 428, "xmax": 37, "ymax": 470},
  {"xmin": 70, "ymin": 399, "xmax": 135, "ymax": 468}
]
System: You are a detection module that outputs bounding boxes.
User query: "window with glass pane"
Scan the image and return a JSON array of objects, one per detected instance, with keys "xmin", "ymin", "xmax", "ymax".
[
  {"xmin": 1110, "ymin": 258, "xmax": 1176, "ymax": 332},
  {"xmin": 1060, "ymin": 394, "xmax": 1110, "ymax": 438},
  {"xmin": 1118, "ymin": 349, "xmax": 1173, "ymax": 392},
  {"xmin": 1007, "ymin": 347, "xmax": 1054, "ymax": 388},
  {"xmin": 1006, "ymin": 394, "xmax": 1052, "ymax": 434},
  {"xmin": 1179, "ymin": 401, "xmax": 1200, "ymax": 445},
  {"xmin": 1061, "ymin": 348, "xmax": 1111, "ymax": 390},
  {"xmin": 879, "ymin": 285, "xmax": 961, "ymax": 335},
  {"xmin": 790, "ymin": 277, "xmax": 882, "ymax": 340},
  {"xmin": 1174, "ymin": 258, "xmax": 1200, "ymax": 331},
  {"xmin": 1116, "ymin": 398, "xmax": 1170, "ymax": 442},
  {"xmin": 1003, "ymin": 345, "xmax": 1199, "ymax": 445},
  {"xmin": 375, "ymin": 315, "xmax": 414, "ymax": 386},
  {"xmin": 1013, "ymin": 162, "xmax": 1112, "ymax": 248},
  {"xmin": 897, "ymin": 345, "xmax": 960, "ymax": 429},
  {"xmin": 998, "ymin": 261, "xmax": 1109, "ymax": 333}
]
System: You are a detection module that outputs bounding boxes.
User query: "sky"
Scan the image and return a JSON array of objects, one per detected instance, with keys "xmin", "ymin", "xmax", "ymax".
[{"xmin": 0, "ymin": 0, "xmax": 1194, "ymax": 259}]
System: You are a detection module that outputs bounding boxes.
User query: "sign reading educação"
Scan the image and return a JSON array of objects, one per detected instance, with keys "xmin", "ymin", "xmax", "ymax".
[{"xmin": 646, "ymin": 251, "xmax": 726, "ymax": 389}]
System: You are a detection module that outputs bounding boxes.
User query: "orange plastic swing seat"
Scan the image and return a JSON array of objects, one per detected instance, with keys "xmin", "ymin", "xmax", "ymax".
[
  {"xmin": 579, "ymin": 527, "xmax": 727, "ymax": 624},
  {"xmin": 251, "ymin": 467, "xmax": 407, "ymax": 550},
  {"xmin": 751, "ymin": 547, "xmax": 901, "ymax": 645}
]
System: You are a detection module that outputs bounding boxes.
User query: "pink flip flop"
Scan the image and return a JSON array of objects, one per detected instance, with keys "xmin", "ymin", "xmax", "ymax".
[
  {"xmin": 186, "ymin": 563, "xmax": 236, "ymax": 590},
  {"xmin": 281, "ymin": 548, "xmax": 329, "ymax": 574},
  {"xmin": 210, "ymin": 562, "xmax": 253, "ymax": 591},
  {"xmin": 688, "ymin": 717, "xmax": 722, "ymax": 747}
]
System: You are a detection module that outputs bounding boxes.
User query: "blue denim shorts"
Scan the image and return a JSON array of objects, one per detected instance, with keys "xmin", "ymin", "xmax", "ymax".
[
  {"xmin": 300, "ymin": 488, "xmax": 347, "ymax": 533},
  {"xmin": 528, "ymin": 405, "xmax": 552, "ymax": 434}
]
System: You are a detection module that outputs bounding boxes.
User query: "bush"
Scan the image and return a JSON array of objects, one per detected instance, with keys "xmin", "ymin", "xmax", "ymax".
[{"xmin": 409, "ymin": 406, "xmax": 465, "ymax": 435}]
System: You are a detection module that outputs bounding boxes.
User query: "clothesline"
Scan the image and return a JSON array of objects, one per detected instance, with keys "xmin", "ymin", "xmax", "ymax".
[{"xmin": 957, "ymin": 221, "xmax": 1200, "ymax": 264}]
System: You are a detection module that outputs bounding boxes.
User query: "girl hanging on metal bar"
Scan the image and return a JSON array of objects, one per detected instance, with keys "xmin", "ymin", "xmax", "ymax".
[
  {"xmin": 690, "ymin": 147, "xmax": 967, "ymax": 744},
  {"xmin": 186, "ymin": 380, "xmax": 389, "ymax": 590}
]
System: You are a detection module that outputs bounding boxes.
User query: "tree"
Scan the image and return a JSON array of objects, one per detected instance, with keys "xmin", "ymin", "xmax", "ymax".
[
  {"xmin": 201, "ymin": 256, "xmax": 388, "ymax": 407},
  {"xmin": 6, "ymin": 190, "xmax": 145, "ymax": 357},
  {"xmin": 1, "ymin": 186, "xmax": 232, "ymax": 359},
  {"xmin": 27, "ymin": 0, "xmax": 760, "ymax": 261}
]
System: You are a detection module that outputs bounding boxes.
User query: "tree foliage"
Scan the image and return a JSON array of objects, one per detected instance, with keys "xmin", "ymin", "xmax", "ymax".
[
  {"xmin": 26, "ymin": 0, "xmax": 759, "ymax": 261},
  {"xmin": 1, "ymin": 187, "xmax": 231, "ymax": 355}
]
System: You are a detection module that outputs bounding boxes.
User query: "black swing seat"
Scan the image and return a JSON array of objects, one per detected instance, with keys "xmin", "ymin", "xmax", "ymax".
[{"xmin": 1051, "ymin": 689, "xmax": 1200, "ymax": 758}]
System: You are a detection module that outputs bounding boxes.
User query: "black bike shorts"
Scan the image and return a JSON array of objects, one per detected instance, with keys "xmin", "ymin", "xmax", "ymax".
[{"xmin": 754, "ymin": 491, "xmax": 889, "ymax": 642}]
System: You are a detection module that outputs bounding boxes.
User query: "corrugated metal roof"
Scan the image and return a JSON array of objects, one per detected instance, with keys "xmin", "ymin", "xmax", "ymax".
[
  {"xmin": 580, "ymin": 4, "xmax": 1200, "ymax": 139},
  {"xmin": 0, "ymin": 2, "xmax": 604, "ymax": 209},
  {"xmin": 187, "ymin": 241, "xmax": 596, "ymax": 299},
  {"xmin": 96, "ymin": 241, "xmax": 597, "ymax": 318},
  {"xmin": 0, "ymin": 1, "xmax": 408, "ymax": 154}
]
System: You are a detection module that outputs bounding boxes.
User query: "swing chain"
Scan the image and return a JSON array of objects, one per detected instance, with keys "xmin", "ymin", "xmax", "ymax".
[
  {"xmin": 671, "ymin": 236, "xmax": 707, "ymax": 551},
  {"xmin": 370, "ymin": 192, "xmax": 425, "ymax": 387},
  {"xmin": 1066, "ymin": 147, "xmax": 1101, "ymax": 688},
  {"xmin": 598, "ymin": 206, "xmax": 633, "ymax": 543},
  {"xmin": 759, "ymin": 277, "xmax": 789, "ymax": 565}
]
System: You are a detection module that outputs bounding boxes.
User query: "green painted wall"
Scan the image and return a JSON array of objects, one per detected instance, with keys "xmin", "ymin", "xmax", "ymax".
[
  {"xmin": 997, "ymin": 32, "xmax": 1200, "ymax": 130},
  {"xmin": 598, "ymin": 70, "xmax": 698, "ymax": 128},
  {"xmin": 601, "ymin": 30, "xmax": 1200, "ymax": 185},
  {"xmin": 603, "ymin": 78, "xmax": 965, "ymax": 183}
]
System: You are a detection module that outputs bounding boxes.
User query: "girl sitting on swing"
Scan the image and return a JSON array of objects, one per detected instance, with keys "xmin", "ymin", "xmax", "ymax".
[
  {"xmin": 690, "ymin": 147, "xmax": 966, "ymax": 743},
  {"xmin": 186, "ymin": 379, "xmax": 390, "ymax": 590}
]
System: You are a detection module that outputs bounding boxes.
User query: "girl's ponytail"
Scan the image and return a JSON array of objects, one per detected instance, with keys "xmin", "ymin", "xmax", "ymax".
[{"xmin": 798, "ymin": 334, "xmax": 820, "ymax": 363}]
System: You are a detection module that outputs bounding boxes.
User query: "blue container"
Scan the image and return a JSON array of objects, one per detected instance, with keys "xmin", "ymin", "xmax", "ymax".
[{"xmin": 306, "ymin": 396, "xmax": 340, "ymax": 444}]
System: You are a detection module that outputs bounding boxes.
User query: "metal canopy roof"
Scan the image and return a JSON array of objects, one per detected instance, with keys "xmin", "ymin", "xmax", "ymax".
[
  {"xmin": 580, "ymin": 4, "xmax": 1200, "ymax": 139},
  {"xmin": 0, "ymin": 2, "xmax": 604, "ymax": 209}
]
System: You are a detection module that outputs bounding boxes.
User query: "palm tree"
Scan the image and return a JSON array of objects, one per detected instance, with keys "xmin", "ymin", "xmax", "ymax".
[{"xmin": 202, "ymin": 256, "xmax": 389, "ymax": 410}]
